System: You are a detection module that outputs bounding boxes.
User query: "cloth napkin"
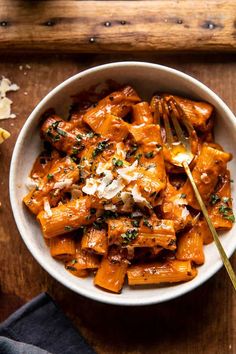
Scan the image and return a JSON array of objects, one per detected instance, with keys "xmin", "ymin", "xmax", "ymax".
[{"xmin": 0, "ymin": 293, "xmax": 96, "ymax": 354}]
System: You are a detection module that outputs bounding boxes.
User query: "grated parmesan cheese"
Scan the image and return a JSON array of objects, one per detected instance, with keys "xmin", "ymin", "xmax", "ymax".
[
  {"xmin": 82, "ymin": 178, "xmax": 99, "ymax": 195},
  {"xmin": 44, "ymin": 198, "xmax": 52, "ymax": 217},
  {"xmin": 131, "ymin": 185, "xmax": 152, "ymax": 208},
  {"xmin": 117, "ymin": 160, "xmax": 142, "ymax": 183},
  {"xmin": 104, "ymin": 203, "xmax": 117, "ymax": 211},
  {"xmin": 99, "ymin": 177, "xmax": 125, "ymax": 200},
  {"xmin": 54, "ymin": 178, "xmax": 73, "ymax": 190},
  {"xmin": 181, "ymin": 207, "xmax": 190, "ymax": 220},
  {"xmin": 25, "ymin": 177, "xmax": 39, "ymax": 191}
]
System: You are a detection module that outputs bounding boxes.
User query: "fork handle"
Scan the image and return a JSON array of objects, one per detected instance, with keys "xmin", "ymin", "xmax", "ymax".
[{"xmin": 183, "ymin": 161, "xmax": 236, "ymax": 291}]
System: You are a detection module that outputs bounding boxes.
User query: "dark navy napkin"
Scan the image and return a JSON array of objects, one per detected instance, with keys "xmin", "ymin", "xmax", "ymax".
[{"xmin": 0, "ymin": 293, "xmax": 96, "ymax": 354}]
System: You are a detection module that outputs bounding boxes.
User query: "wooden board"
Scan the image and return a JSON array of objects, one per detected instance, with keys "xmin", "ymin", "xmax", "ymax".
[
  {"xmin": 0, "ymin": 1, "xmax": 236, "ymax": 53},
  {"xmin": 0, "ymin": 52, "xmax": 236, "ymax": 354}
]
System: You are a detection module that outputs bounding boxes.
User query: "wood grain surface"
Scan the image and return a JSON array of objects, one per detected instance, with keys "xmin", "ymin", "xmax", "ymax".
[
  {"xmin": 0, "ymin": 1, "xmax": 236, "ymax": 53},
  {"xmin": 0, "ymin": 53, "xmax": 236, "ymax": 354}
]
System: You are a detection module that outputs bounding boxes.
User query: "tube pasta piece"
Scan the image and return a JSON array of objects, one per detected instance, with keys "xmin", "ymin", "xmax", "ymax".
[
  {"xmin": 130, "ymin": 124, "xmax": 166, "ymax": 203},
  {"xmin": 24, "ymin": 156, "xmax": 79, "ymax": 215},
  {"xmin": 81, "ymin": 227, "xmax": 108, "ymax": 255},
  {"xmin": 129, "ymin": 124, "xmax": 162, "ymax": 146},
  {"xmin": 96, "ymin": 114, "xmax": 129, "ymax": 141},
  {"xmin": 30, "ymin": 150, "xmax": 60, "ymax": 180},
  {"xmin": 127, "ymin": 260, "xmax": 197, "ymax": 285},
  {"xmin": 66, "ymin": 242, "xmax": 100, "ymax": 277},
  {"xmin": 50, "ymin": 235, "xmax": 76, "ymax": 261},
  {"xmin": 132, "ymin": 102, "xmax": 153, "ymax": 125},
  {"xmin": 176, "ymin": 226, "xmax": 204, "ymax": 265},
  {"xmin": 107, "ymin": 218, "xmax": 176, "ymax": 250},
  {"xmin": 94, "ymin": 255, "xmax": 128, "ymax": 293},
  {"xmin": 161, "ymin": 180, "xmax": 192, "ymax": 232},
  {"xmin": 196, "ymin": 220, "xmax": 213, "ymax": 245},
  {"xmin": 181, "ymin": 145, "xmax": 231, "ymax": 210},
  {"xmin": 208, "ymin": 171, "xmax": 234, "ymax": 230},
  {"xmin": 41, "ymin": 114, "xmax": 96, "ymax": 156},
  {"xmin": 163, "ymin": 94, "xmax": 214, "ymax": 132},
  {"xmin": 37, "ymin": 197, "xmax": 95, "ymax": 238},
  {"xmin": 83, "ymin": 86, "xmax": 140, "ymax": 133}
]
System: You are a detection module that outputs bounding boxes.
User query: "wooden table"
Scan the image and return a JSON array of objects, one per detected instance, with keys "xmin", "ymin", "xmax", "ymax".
[{"xmin": 0, "ymin": 52, "xmax": 236, "ymax": 354}]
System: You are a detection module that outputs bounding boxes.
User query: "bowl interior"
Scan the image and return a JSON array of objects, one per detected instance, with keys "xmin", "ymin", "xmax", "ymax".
[{"xmin": 10, "ymin": 62, "xmax": 236, "ymax": 305}]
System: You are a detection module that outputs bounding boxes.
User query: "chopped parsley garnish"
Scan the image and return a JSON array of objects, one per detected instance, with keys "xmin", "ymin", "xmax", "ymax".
[
  {"xmin": 121, "ymin": 229, "xmax": 138, "ymax": 244},
  {"xmin": 145, "ymin": 151, "xmax": 154, "ymax": 159},
  {"xmin": 219, "ymin": 205, "xmax": 235, "ymax": 222},
  {"xmin": 143, "ymin": 219, "xmax": 153, "ymax": 229},
  {"xmin": 71, "ymin": 259, "xmax": 78, "ymax": 265},
  {"xmin": 103, "ymin": 210, "xmax": 118, "ymax": 219},
  {"xmin": 126, "ymin": 145, "xmax": 138, "ymax": 159},
  {"xmin": 57, "ymin": 128, "xmax": 67, "ymax": 137},
  {"xmin": 47, "ymin": 173, "xmax": 54, "ymax": 180},
  {"xmin": 135, "ymin": 153, "xmax": 142, "ymax": 161},
  {"xmin": 90, "ymin": 208, "xmax": 96, "ymax": 214},
  {"xmin": 210, "ymin": 193, "xmax": 221, "ymax": 205},
  {"xmin": 92, "ymin": 140, "xmax": 109, "ymax": 158},
  {"xmin": 72, "ymin": 147, "xmax": 79, "ymax": 155},
  {"xmin": 180, "ymin": 193, "xmax": 186, "ymax": 198},
  {"xmin": 131, "ymin": 220, "xmax": 140, "ymax": 228},
  {"xmin": 93, "ymin": 218, "xmax": 104, "ymax": 230},
  {"xmin": 112, "ymin": 158, "xmax": 123, "ymax": 167},
  {"xmin": 54, "ymin": 134, "xmax": 60, "ymax": 142},
  {"xmin": 51, "ymin": 121, "xmax": 61, "ymax": 129},
  {"xmin": 222, "ymin": 197, "xmax": 230, "ymax": 203},
  {"xmin": 46, "ymin": 128, "xmax": 55, "ymax": 140},
  {"xmin": 64, "ymin": 225, "xmax": 73, "ymax": 231},
  {"xmin": 76, "ymin": 134, "xmax": 83, "ymax": 142},
  {"xmin": 65, "ymin": 265, "xmax": 76, "ymax": 271},
  {"xmin": 146, "ymin": 164, "xmax": 156, "ymax": 171},
  {"xmin": 224, "ymin": 215, "xmax": 235, "ymax": 222},
  {"xmin": 230, "ymin": 179, "xmax": 234, "ymax": 183}
]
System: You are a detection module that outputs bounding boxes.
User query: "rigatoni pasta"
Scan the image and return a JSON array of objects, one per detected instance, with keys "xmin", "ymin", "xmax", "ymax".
[{"xmin": 23, "ymin": 85, "xmax": 234, "ymax": 293}]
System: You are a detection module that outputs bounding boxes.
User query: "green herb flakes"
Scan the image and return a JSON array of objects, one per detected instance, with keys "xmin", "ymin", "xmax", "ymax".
[
  {"xmin": 143, "ymin": 219, "xmax": 153, "ymax": 229},
  {"xmin": 47, "ymin": 173, "xmax": 54, "ymax": 180},
  {"xmin": 121, "ymin": 229, "xmax": 138, "ymax": 244},
  {"xmin": 180, "ymin": 193, "xmax": 186, "ymax": 198},
  {"xmin": 218, "ymin": 205, "xmax": 235, "ymax": 222},
  {"xmin": 57, "ymin": 128, "xmax": 67, "ymax": 137},
  {"xmin": 145, "ymin": 151, "xmax": 154, "ymax": 159},
  {"xmin": 92, "ymin": 141, "xmax": 109, "ymax": 158},
  {"xmin": 112, "ymin": 158, "xmax": 123, "ymax": 167},
  {"xmin": 210, "ymin": 193, "xmax": 221, "ymax": 205},
  {"xmin": 64, "ymin": 225, "xmax": 73, "ymax": 231},
  {"xmin": 131, "ymin": 220, "xmax": 140, "ymax": 228}
]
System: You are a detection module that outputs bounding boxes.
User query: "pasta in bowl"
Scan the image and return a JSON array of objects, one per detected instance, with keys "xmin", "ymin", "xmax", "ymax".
[{"xmin": 10, "ymin": 62, "xmax": 236, "ymax": 305}]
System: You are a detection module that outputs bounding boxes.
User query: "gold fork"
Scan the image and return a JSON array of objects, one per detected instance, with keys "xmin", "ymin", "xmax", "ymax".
[{"xmin": 157, "ymin": 96, "xmax": 236, "ymax": 290}]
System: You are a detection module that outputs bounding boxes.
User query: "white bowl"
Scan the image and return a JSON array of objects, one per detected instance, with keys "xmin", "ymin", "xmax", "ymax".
[{"xmin": 10, "ymin": 62, "xmax": 236, "ymax": 306}]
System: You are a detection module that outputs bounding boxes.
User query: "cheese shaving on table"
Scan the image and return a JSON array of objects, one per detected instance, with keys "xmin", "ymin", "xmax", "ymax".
[
  {"xmin": 0, "ymin": 77, "xmax": 19, "ymax": 120},
  {"xmin": 0, "ymin": 127, "xmax": 10, "ymax": 144}
]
